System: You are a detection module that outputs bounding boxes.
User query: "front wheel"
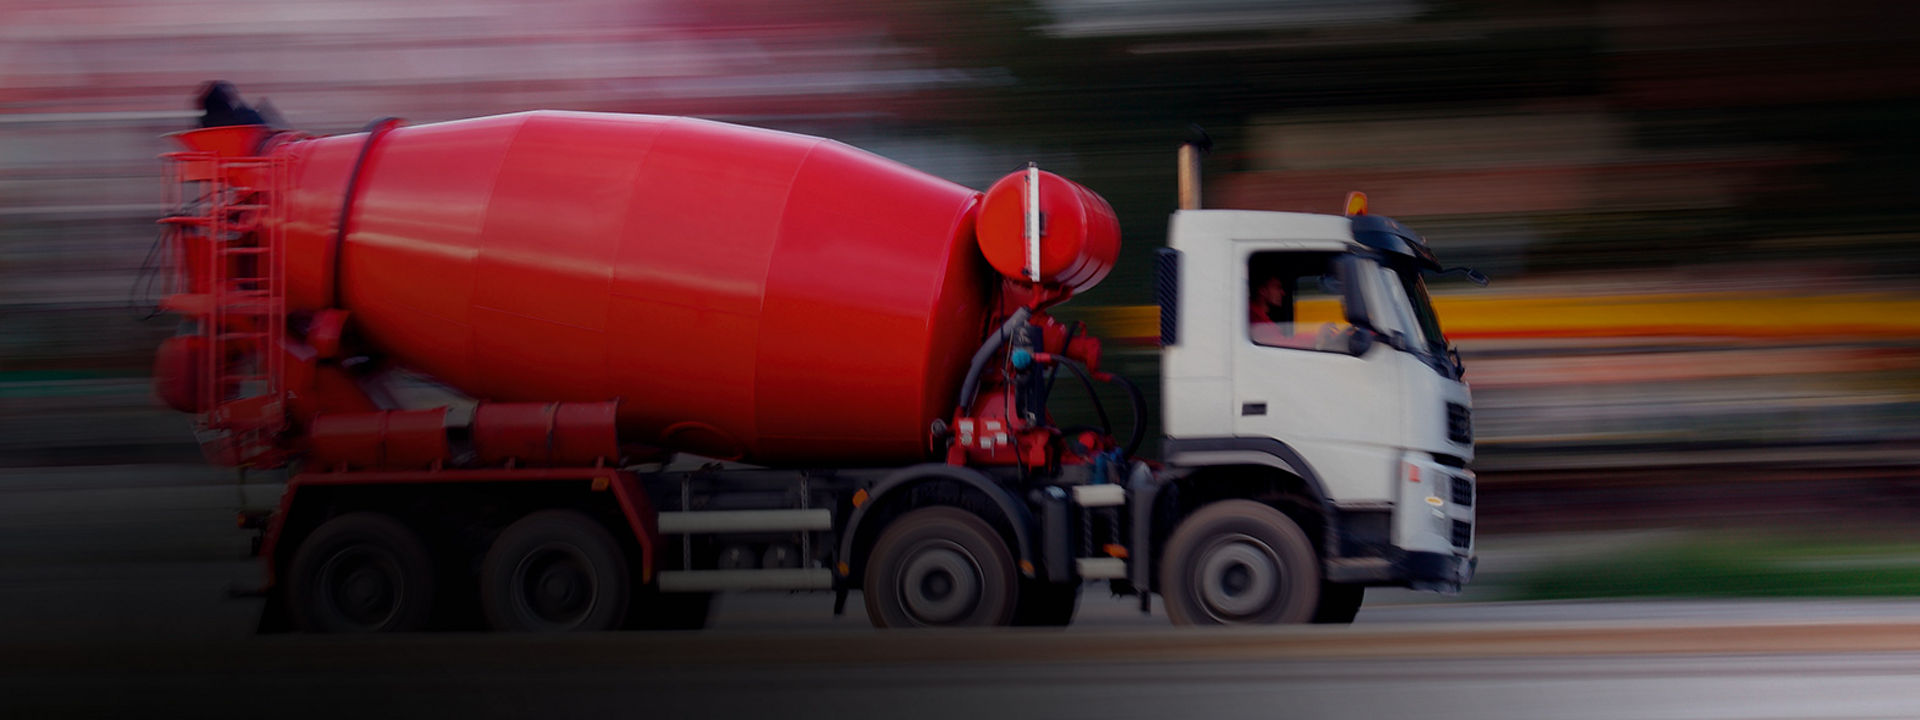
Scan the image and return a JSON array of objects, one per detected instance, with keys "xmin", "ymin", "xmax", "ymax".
[
  {"xmin": 479, "ymin": 510, "xmax": 631, "ymax": 632},
  {"xmin": 864, "ymin": 507, "xmax": 1019, "ymax": 628},
  {"xmin": 1159, "ymin": 500, "xmax": 1320, "ymax": 626}
]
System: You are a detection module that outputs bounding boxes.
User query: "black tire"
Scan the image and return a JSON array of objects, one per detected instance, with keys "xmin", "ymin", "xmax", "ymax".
[
  {"xmin": 1311, "ymin": 582, "xmax": 1365, "ymax": 624},
  {"xmin": 626, "ymin": 590, "xmax": 714, "ymax": 631},
  {"xmin": 286, "ymin": 512, "xmax": 436, "ymax": 633},
  {"xmin": 1013, "ymin": 579, "xmax": 1080, "ymax": 627},
  {"xmin": 480, "ymin": 510, "xmax": 631, "ymax": 632},
  {"xmin": 1158, "ymin": 500, "xmax": 1320, "ymax": 626},
  {"xmin": 864, "ymin": 507, "xmax": 1019, "ymax": 628}
]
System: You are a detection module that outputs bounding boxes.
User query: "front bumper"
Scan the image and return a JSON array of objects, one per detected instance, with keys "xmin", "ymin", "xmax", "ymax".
[
  {"xmin": 1401, "ymin": 550, "xmax": 1475, "ymax": 594},
  {"xmin": 1395, "ymin": 452, "xmax": 1476, "ymax": 557},
  {"xmin": 1325, "ymin": 547, "xmax": 1476, "ymax": 593}
]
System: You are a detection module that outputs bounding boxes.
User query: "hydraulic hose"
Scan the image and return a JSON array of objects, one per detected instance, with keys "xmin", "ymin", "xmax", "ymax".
[
  {"xmin": 1106, "ymin": 373, "xmax": 1146, "ymax": 462},
  {"xmin": 1039, "ymin": 321, "xmax": 1083, "ymax": 404},
  {"xmin": 130, "ymin": 224, "xmax": 173, "ymax": 320},
  {"xmin": 955, "ymin": 307, "xmax": 1033, "ymax": 413},
  {"xmin": 1047, "ymin": 355, "xmax": 1112, "ymax": 442}
]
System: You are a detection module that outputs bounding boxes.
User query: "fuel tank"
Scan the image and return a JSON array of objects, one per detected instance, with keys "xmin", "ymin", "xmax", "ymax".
[{"xmin": 274, "ymin": 112, "xmax": 994, "ymax": 466}]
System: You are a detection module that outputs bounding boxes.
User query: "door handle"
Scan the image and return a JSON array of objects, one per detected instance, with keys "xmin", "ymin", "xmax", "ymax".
[{"xmin": 1241, "ymin": 402, "xmax": 1267, "ymax": 416}]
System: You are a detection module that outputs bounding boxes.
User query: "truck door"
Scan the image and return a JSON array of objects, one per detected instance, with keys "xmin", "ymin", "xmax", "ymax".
[{"xmin": 1232, "ymin": 248, "xmax": 1404, "ymax": 500}]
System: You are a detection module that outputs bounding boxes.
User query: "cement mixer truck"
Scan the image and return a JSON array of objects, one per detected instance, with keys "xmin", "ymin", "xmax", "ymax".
[{"xmin": 151, "ymin": 85, "xmax": 1477, "ymax": 632}]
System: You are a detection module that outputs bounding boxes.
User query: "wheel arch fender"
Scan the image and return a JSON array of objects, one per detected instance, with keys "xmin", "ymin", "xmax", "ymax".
[
  {"xmin": 1160, "ymin": 437, "xmax": 1334, "ymax": 513},
  {"xmin": 1156, "ymin": 437, "xmax": 1341, "ymax": 583},
  {"xmin": 837, "ymin": 464, "xmax": 1037, "ymax": 587}
]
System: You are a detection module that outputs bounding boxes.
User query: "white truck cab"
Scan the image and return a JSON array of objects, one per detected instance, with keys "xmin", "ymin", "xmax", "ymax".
[{"xmin": 1150, "ymin": 201, "xmax": 1476, "ymax": 623}]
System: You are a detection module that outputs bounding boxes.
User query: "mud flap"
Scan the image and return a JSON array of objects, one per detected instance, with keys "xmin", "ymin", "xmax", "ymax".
[{"xmin": 254, "ymin": 588, "xmax": 291, "ymax": 634}]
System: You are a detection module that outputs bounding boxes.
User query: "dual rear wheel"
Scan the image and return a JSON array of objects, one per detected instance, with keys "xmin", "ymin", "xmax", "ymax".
[
  {"xmin": 478, "ymin": 510, "xmax": 630, "ymax": 632},
  {"xmin": 285, "ymin": 512, "xmax": 435, "ymax": 633},
  {"xmin": 287, "ymin": 509, "xmax": 700, "ymax": 633}
]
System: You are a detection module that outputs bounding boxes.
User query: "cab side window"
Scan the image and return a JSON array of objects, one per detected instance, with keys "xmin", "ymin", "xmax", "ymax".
[{"xmin": 1247, "ymin": 251, "xmax": 1356, "ymax": 353}]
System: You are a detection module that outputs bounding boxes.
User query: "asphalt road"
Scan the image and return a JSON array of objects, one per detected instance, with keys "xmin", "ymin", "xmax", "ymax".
[
  {"xmin": 7, "ymin": 463, "xmax": 1920, "ymax": 718},
  {"xmin": 8, "ymin": 626, "xmax": 1920, "ymax": 719}
]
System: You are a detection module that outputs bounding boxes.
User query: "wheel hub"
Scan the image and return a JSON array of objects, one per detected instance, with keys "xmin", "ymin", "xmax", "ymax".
[
  {"xmin": 1197, "ymin": 534, "xmax": 1282, "ymax": 621},
  {"xmin": 898, "ymin": 542, "xmax": 982, "ymax": 624},
  {"xmin": 514, "ymin": 543, "xmax": 596, "ymax": 626},
  {"xmin": 344, "ymin": 568, "xmax": 391, "ymax": 609},
  {"xmin": 320, "ymin": 547, "xmax": 402, "ymax": 628}
]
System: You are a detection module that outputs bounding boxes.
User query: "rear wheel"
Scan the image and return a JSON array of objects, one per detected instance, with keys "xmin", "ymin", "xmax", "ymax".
[
  {"xmin": 286, "ymin": 512, "xmax": 436, "ymax": 633},
  {"xmin": 1159, "ymin": 500, "xmax": 1320, "ymax": 626},
  {"xmin": 865, "ymin": 507, "xmax": 1018, "ymax": 628},
  {"xmin": 480, "ymin": 510, "xmax": 630, "ymax": 632}
]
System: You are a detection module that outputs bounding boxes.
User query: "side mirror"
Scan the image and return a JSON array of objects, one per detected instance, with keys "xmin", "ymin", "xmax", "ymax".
[
  {"xmin": 1347, "ymin": 327, "xmax": 1377, "ymax": 356},
  {"xmin": 1332, "ymin": 256, "xmax": 1374, "ymax": 330},
  {"xmin": 1383, "ymin": 330, "xmax": 1410, "ymax": 352},
  {"xmin": 1441, "ymin": 266, "xmax": 1490, "ymax": 287}
]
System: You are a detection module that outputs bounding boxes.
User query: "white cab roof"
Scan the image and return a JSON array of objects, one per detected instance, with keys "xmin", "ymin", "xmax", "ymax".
[{"xmin": 1168, "ymin": 209, "xmax": 1358, "ymax": 254}]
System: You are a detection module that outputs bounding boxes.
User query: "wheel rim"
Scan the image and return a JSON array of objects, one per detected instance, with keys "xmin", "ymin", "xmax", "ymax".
[
  {"xmin": 1194, "ymin": 533, "xmax": 1285, "ymax": 622},
  {"xmin": 896, "ymin": 540, "xmax": 983, "ymax": 625},
  {"xmin": 318, "ymin": 545, "xmax": 404, "ymax": 629},
  {"xmin": 509, "ymin": 541, "xmax": 598, "ymax": 628}
]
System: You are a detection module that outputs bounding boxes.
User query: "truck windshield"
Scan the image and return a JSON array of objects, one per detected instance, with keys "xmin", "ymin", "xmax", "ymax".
[
  {"xmin": 1371, "ymin": 260, "xmax": 1459, "ymax": 378},
  {"xmin": 1399, "ymin": 270, "xmax": 1448, "ymax": 354}
]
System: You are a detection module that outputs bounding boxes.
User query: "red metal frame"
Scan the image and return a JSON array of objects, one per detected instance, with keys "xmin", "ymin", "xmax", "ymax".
[{"xmin": 259, "ymin": 468, "xmax": 659, "ymax": 587}]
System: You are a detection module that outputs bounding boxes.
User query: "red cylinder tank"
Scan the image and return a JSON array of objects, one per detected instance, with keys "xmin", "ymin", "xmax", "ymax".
[
  {"xmin": 272, "ymin": 112, "xmax": 996, "ymax": 466},
  {"xmin": 975, "ymin": 168, "xmax": 1120, "ymax": 293}
]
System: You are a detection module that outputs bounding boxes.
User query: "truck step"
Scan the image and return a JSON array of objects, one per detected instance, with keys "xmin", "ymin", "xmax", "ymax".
[
  {"xmin": 656, "ymin": 569, "xmax": 833, "ymax": 592},
  {"xmin": 1075, "ymin": 557, "xmax": 1127, "ymax": 580},
  {"xmin": 1070, "ymin": 484, "xmax": 1126, "ymax": 508},
  {"xmin": 656, "ymin": 509, "xmax": 832, "ymax": 534}
]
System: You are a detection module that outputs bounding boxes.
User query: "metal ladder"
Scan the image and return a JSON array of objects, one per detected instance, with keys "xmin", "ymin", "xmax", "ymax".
[{"xmin": 160, "ymin": 150, "xmax": 289, "ymax": 466}]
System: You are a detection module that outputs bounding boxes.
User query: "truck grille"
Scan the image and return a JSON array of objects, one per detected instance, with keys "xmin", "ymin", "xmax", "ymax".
[
  {"xmin": 1450, "ymin": 475, "xmax": 1474, "ymax": 507},
  {"xmin": 1153, "ymin": 248, "xmax": 1180, "ymax": 346},
  {"xmin": 1450, "ymin": 520, "xmax": 1473, "ymax": 549},
  {"xmin": 1446, "ymin": 403, "xmax": 1472, "ymax": 444}
]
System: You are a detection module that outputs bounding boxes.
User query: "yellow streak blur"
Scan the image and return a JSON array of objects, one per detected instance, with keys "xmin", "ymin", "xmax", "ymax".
[{"xmin": 1078, "ymin": 292, "xmax": 1920, "ymax": 341}]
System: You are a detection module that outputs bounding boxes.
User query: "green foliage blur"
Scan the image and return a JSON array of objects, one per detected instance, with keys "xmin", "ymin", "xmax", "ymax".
[{"xmin": 1510, "ymin": 533, "xmax": 1920, "ymax": 599}]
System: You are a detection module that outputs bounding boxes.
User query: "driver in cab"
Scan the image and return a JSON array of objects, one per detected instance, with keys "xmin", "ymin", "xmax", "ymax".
[{"xmin": 1250, "ymin": 271, "xmax": 1349, "ymax": 351}]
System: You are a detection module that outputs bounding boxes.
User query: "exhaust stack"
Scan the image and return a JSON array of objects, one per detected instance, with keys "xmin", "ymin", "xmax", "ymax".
[{"xmin": 1177, "ymin": 125, "xmax": 1212, "ymax": 211}]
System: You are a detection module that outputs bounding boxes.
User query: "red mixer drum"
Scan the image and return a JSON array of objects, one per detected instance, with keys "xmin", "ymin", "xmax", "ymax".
[
  {"xmin": 270, "ymin": 112, "xmax": 995, "ymax": 466},
  {"xmin": 975, "ymin": 167, "xmax": 1120, "ymax": 293}
]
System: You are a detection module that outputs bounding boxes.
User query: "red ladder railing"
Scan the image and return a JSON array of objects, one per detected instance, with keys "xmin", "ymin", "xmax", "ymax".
[{"xmin": 159, "ymin": 148, "xmax": 289, "ymax": 466}]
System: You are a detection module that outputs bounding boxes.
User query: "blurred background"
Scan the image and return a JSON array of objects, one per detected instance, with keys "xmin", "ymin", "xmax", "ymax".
[{"xmin": 5, "ymin": 0, "xmax": 1920, "ymax": 640}]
